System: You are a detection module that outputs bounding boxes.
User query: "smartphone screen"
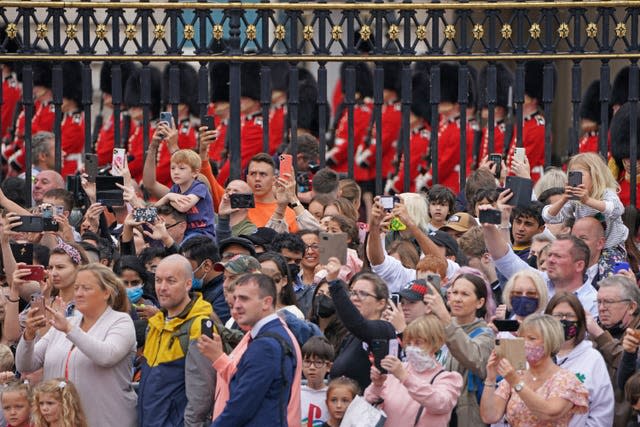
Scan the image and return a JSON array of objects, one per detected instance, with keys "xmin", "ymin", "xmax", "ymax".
[
  {"xmin": 202, "ymin": 115, "xmax": 215, "ymax": 130},
  {"xmin": 390, "ymin": 293, "xmax": 400, "ymax": 306}
]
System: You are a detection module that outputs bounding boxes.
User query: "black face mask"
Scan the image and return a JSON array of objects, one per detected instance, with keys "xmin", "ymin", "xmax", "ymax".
[
  {"xmin": 603, "ymin": 319, "xmax": 627, "ymax": 338},
  {"xmin": 288, "ymin": 263, "xmax": 301, "ymax": 280},
  {"xmin": 527, "ymin": 256, "xmax": 538, "ymax": 268},
  {"xmin": 317, "ymin": 295, "xmax": 336, "ymax": 318},
  {"xmin": 560, "ymin": 319, "xmax": 578, "ymax": 341}
]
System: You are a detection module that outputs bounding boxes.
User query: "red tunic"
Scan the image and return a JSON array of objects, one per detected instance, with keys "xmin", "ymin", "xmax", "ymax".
[
  {"xmin": 1, "ymin": 74, "xmax": 21, "ymax": 140},
  {"xmin": 326, "ymin": 100, "xmax": 373, "ymax": 182},
  {"xmin": 479, "ymin": 121, "xmax": 508, "ymax": 162},
  {"xmin": 126, "ymin": 121, "xmax": 151, "ymax": 183},
  {"xmin": 505, "ymin": 112, "xmax": 546, "ymax": 183},
  {"xmin": 216, "ymin": 111, "xmax": 263, "ymax": 185},
  {"xmin": 578, "ymin": 131, "xmax": 599, "ymax": 154},
  {"xmin": 96, "ymin": 114, "xmax": 115, "ymax": 166},
  {"xmin": 619, "ymin": 178, "xmax": 639, "ymax": 207},
  {"xmin": 206, "ymin": 102, "xmax": 228, "ymax": 164},
  {"xmin": 370, "ymin": 101, "xmax": 402, "ymax": 178},
  {"xmin": 434, "ymin": 116, "xmax": 475, "ymax": 194},
  {"xmin": 6, "ymin": 100, "xmax": 55, "ymax": 172},
  {"xmin": 60, "ymin": 111, "xmax": 85, "ymax": 178},
  {"xmin": 268, "ymin": 103, "xmax": 286, "ymax": 155},
  {"xmin": 155, "ymin": 119, "xmax": 197, "ymax": 187},
  {"xmin": 391, "ymin": 123, "xmax": 431, "ymax": 193}
]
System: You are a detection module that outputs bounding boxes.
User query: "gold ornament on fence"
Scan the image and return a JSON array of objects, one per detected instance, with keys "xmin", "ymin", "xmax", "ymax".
[
  {"xmin": 416, "ymin": 25, "xmax": 427, "ymax": 41},
  {"xmin": 303, "ymin": 25, "xmax": 314, "ymax": 41},
  {"xmin": 95, "ymin": 24, "xmax": 107, "ymax": 40},
  {"xmin": 388, "ymin": 24, "xmax": 399, "ymax": 41},
  {"xmin": 331, "ymin": 25, "xmax": 342, "ymax": 41},
  {"xmin": 275, "ymin": 24, "xmax": 286, "ymax": 41},
  {"xmin": 501, "ymin": 23, "xmax": 512, "ymax": 39},
  {"xmin": 154, "ymin": 24, "xmax": 166, "ymax": 40},
  {"xmin": 586, "ymin": 22, "xmax": 597, "ymax": 39},
  {"xmin": 212, "ymin": 24, "xmax": 224, "ymax": 41},
  {"xmin": 557, "ymin": 23, "xmax": 569, "ymax": 39},
  {"xmin": 183, "ymin": 24, "xmax": 195, "ymax": 41},
  {"xmin": 246, "ymin": 24, "xmax": 257, "ymax": 41},
  {"xmin": 615, "ymin": 22, "xmax": 626, "ymax": 38},
  {"xmin": 36, "ymin": 23, "xmax": 48, "ymax": 40},
  {"xmin": 472, "ymin": 24, "xmax": 484, "ymax": 40},
  {"xmin": 125, "ymin": 24, "xmax": 137, "ymax": 41},
  {"xmin": 65, "ymin": 24, "xmax": 78, "ymax": 40},
  {"xmin": 444, "ymin": 24, "xmax": 455, "ymax": 40},
  {"xmin": 529, "ymin": 23, "xmax": 541, "ymax": 39}
]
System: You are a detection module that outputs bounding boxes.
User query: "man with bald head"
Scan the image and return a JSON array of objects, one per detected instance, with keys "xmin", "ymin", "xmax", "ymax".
[
  {"xmin": 32, "ymin": 170, "xmax": 64, "ymax": 204},
  {"xmin": 571, "ymin": 216, "xmax": 626, "ymax": 288},
  {"xmin": 138, "ymin": 254, "xmax": 216, "ymax": 427},
  {"xmin": 215, "ymin": 179, "xmax": 257, "ymax": 241}
]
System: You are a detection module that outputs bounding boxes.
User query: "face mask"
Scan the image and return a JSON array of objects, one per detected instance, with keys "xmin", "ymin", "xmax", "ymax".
[
  {"xmin": 527, "ymin": 256, "xmax": 538, "ymax": 268},
  {"xmin": 317, "ymin": 295, "xmax": 336, "ymax": 318},
  {"xmin": 405, "ymin": 345, "xmax": 437, "ymax": 372},
  {"xmin": 524, "ymin": 341, "xmax": 546, "ymax": 365},
  {"xmin": 602, "ymin": 319, "xmax": 627, "ymax": 338},
  {"xmin": 126, "ymin": 286, "xmax": 143, "ymax": 304},
  {"xmin": 510, "ymin": 296, "xmax": 539, "ymax": 317},
  {"xmin": 192, "ymin": 261, "xmax": 205, "ymax": 290},
  {"xmin": 560, "ymin": 319, "xmax": 578, "ymax": 341},
  {"xmin": 288, "ymin": 263, "xmax": 300, "ymax": 280}
]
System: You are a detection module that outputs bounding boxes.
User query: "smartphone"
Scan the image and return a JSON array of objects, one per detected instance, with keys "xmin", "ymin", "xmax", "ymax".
[
  {"xmin": 24, "ymin": 265, "xmax": 45, "ymax": 282},
  {"xmin": 229, "ymin": 193, "xmax": 255, "ymax": 209},
  {"xmin": 279, "ymin": 154, "xmax": 293, "ymax": 177},
  {"xmin": 388, "ymin": 338, "xmax": 399, "ymax": 358},
  {"xmin": 479, "ymin": 208, "xmax": 502, "ymax": 225},
  {"xmin": 390, "ymin": 293, "xmax": 400, "ymax": 306},
  {"xmin": 494, "ymin": 319, "xmax": 520, "ymax": 332},
  {"xmin": 318, "ymin": 232, "xmax": 348, "ymax": 265},
  {"xmin": 10, "ymin": 242, "xmax": 33, "ymax": 264},
  {"xmin": 30, "ymin": 293, "xmax": 45, "ymax": 314},
  {"xmin": 111, "ymin": 148, "xmax": 126, "ymax": 176},
  {"xmin": 489, "ymin": 153, "xmax": 502, "ymax": 179},
  {"xmin": 514, "ymin": 147, "xmax": 526, "ymax": 164},
  {"xmin": 133, "ymin": 207, "xmax": 158, "ymax": 223},
  {"xmin": 425, "ymin": 273, "xmax": 440, "ymax": 289},
  {"xmin": 379, "ymin": 195, "xmax": 399, "ymax": 211},
  {"xmin": 202, "ymin": 115, "xmax": 215, "ymax": 131},
  {"xmin": 613, "ymin": 262, "xmax": 631, "ymax": 274},
  {"xmin": 54, "ymin": 205, "xmax": 65, "ymax": 217},
  {"xmin": 370, "ymin": 339, "xmax": 390, "ymax": 374},
  {"xmin": 13, "ymin": 216, "xmax": 58, "ymax": 233},
  {"xmin": 159, "ymin": 111, "xmax": 173, "ymax": 126},
  {"xmin": 505, "ymin": 176, "xmax": 533, "ymax": 207},
  {"xmin": 567, "ymin": 171, "xmax": 582, "ymax": 200},
  {"xmin": 41, "ymin": 204, "xmax": 53, "ymax": 219},
  {"xmin": 201, "ymin": 318, "xmax": 214, "ymax": 339},
  {"xmin": 96, "ymin": 176, "xmax": 125, "ymax": 207},
  {"xmin": 85, "ymin": 153, "xmax": 98, "ymax": 183},
  {"xmin": 495, "ymin": 338, "xmax": 526, "ymax": 370}
]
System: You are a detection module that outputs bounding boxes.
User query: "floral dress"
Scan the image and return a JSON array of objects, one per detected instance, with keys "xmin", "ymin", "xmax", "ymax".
[{"xmin": 494, "ymin": 368, "xmax": 589, "ymax": 427}]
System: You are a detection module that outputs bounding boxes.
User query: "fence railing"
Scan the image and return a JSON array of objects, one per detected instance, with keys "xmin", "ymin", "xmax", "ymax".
[{"xmin": 0, "ymin": 1, "xmax": 638, "ymax": 206}]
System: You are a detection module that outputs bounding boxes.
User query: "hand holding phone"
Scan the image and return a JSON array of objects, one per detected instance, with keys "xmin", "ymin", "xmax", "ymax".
[
  {"xmin": 201, "ymin": 318, "xmax": 215, "ymax": 339},
  {"xmin": 489, "ymin": 153, "xmax": 502, "ymax": 179},
  {"xmin": 279, "ymin": 154, "xmax": 293, "ymax": 177},
  {"xmin": 23, "ymin": 265, "xmax": 46, "ymax": 282},
  {"xmin": 479, "ymin": 208, "xmax": 502, "ymax": 225},
  {"xmin": 30, "ymin": 293, "xmax": 46, "ymax": 314}
]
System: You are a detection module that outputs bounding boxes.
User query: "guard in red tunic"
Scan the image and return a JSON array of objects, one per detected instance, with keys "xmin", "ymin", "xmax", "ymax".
[
  {"xmin": 206, "ymin": 61, "xmax": 229, "ymax": 165},
  {"xmin": 0, "ymin": 27, "xmax": 21, "ymax": 143},
  {"xmin": 216, "ymin": 62, "xmax": 264, "ymax": 185},
  {"xmin": 433, "ymin": 63, "xmax": 475, "ymax": 195},
  {"xmin": 124, "ymin": 67, "xmax": 162, "ymax": 183},
  {"xmin": 611, "ymin": 102, "xmax": 640, "ymax": 207},
  {"xmin": 478, "ymin": 63, "xmax": 513, "ymax": 163},
  {"xmin": 5, "ymin": 61, "xmax": 55, "ymax": 174},
  {"xmin": 388, "ymin": 70, "xmax": 431, "ymax": 194},
  {"xmin": 579, "ymin": 80, "xmax": 604, "ymax": 154},
  {"xmin": 268, "ymin": 62, "xmax": 288, "ymax": 155},
  {"xmin": 57, "ymin": 61, "xmax": 85, "ymax": 178},
  {"xmin": 503, "ymin": 61, "xmax": 554, "ymax": 183},
  {"xmin": 96, "ymin": 62, "xmax": 137, "ymax": 166},
  {"xmin": 155, "ymin": 63, "xmax": 199, "ymax": 187}
]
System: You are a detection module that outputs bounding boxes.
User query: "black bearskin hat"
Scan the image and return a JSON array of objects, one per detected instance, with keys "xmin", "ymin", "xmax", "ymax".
[
  {"xmin": 162, "ymin": 62, "xmax": 199, "ymax": 114},
  {"xmin": 32, "ymin": 61, "xmax": 52, "ymax": 89},
  {"xmin": 611, "ymin": 67, "xmax": 634, "ymax": 108},
  {"xmin": 270, "ymin": 62, "xmax": 289, "ymax": 93},
  {"xmin": 524, "ymin": 60, "xmax": 556, "ymax": 102},
  {"xmin": 62, "ymin": 61, "xmax": 83, "ymax": 106},
  {"xmin": 124, "ymin": 66, "xmax": 162, "ymax": 119},
  {"xmin": 339, "ymin": 62, "xmax": 373, "ymax": 99},
  {"xmin": 580, "ymin": 79, "xmax": 612, "ymax": 124},
  {"xmin": 298, "ymin": 82, "xmax": 320, "ymax": 138},
  {"xmin": 439, "ymin": 62, "xmax": 459, "ymax": 104},
  {"xmin": 240, "ymin": 61, "xmax": 261, "ymax": 101},
  {"xmin": 478, "ymin": 63, "xmax": 514, "ymax": 110},
  {"xmin": 100, "ymin": 62, "xmax": 137, "ymax": 96},
  {"xmin": 209, "ymin": 61, "xmax": 229, "ymax": 103},
  {"xmin": 411, "ymin": 70, "xmax": 431, "ymax": 125},
  {"xmin": 610, "ymin": 101, "xmax": 639, "ymax": 163},
  {"xmin": 383, "ymin": 62, "xmax": 403, "ymax": 95}
]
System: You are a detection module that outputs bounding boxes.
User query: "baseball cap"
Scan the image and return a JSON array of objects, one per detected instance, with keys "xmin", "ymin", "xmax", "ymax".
[
  {"xmin": 398, "ymin": 279, "xmax": 430, "ymax": 301},
  {"xmin": 242, "ymin": 227, "xmax": 277, "ymax": 249},
  {"xmin": 440, "ymin": 212, "xmax": 479, "ymax": 233},
  {"xmin": 218, "ymin": 237, "xmax": 257, "ymax": 258},
  {"xmin": 214, "ymin": 254, "xmax": 261, "ymax": 274},
  {"xmin": 427, "ymin": 230, "xmax": 459, "ymax": 255}
]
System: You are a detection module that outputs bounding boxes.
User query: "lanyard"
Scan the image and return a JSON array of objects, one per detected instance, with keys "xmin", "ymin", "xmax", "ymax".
[{"xmin": 64, "ymin": 345, "xmax": 76, "ymax": 380}]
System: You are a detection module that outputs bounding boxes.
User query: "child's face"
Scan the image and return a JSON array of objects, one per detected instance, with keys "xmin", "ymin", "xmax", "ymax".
[
  {"xmin": 170, "ymin": 162, "xmax": 197, "ymax": 185},
  {"xmin": 2, "ymin": 391, "xmax": 30, "ymax": 427},
  {"xmin": 319, "ymin": 216, "xmax": 332, "ymax": 232},
  {"xmin": 38, "ymin": 392, "xmax": 61, "ymax": 425},
  {"xmin": 302, "ymin": 356, "xmax": 331, "ymax": 389},
  {"xmin": 326, "ymin": 386, "xmax": 354, "ymax": 423},
  {"xmin": 326, "ymin": 220, "xmax": 342, "ymax": 235},
  {"xmin": 429, "ymin": 202, "xmax": 449, "ymax": 223}
]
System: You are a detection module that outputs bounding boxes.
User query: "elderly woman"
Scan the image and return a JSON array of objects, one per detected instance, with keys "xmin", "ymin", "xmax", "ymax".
[
  {"xmin": 425, "ymin": 268, "xmax": 495, "ymax": 427},
  {"xmin": 365, "ymin": 314, "xmax": 463, "ymax": 427},
  {"xmin": 480, "ymin": 314, "xmax": 589, "ymax": 426},
  {"xmin": 16, "ymin": 263, "xmax": 137, "ymax": 427}
]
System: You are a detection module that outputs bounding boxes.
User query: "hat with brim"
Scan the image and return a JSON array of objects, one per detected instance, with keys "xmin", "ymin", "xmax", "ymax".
[
  {"xmin": 213, "ymin": 254, "xmax": 261, "ymax": 274},
  {"xmin": 398, "ymin": 279, "xmax": 430, "ymax": 301},
  {"xmin": 218, "ymin": 237, "xmax": 257, "ymax": 258},
  {"xmin": 440, "ymin": 212, "xmax": 479, "ymax": 233}
]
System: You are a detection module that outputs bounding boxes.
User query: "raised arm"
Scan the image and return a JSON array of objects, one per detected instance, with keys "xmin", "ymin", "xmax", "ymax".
[{"xmin": 142, "ymin": 123, "xmax": 171, "ymax": 198}]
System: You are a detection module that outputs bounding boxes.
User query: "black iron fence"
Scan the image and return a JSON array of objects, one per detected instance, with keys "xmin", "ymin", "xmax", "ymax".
[{"xmin": 0, "ymin": 1, "xmax": 638, "ymax": 206}]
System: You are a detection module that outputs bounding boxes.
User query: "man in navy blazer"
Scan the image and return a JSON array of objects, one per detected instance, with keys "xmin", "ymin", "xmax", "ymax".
[{"xmin": 212, "ymin": 273, "xmax": 297, "ymax": 427}]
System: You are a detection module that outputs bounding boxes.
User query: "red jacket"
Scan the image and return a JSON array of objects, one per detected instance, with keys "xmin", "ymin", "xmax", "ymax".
[
  {"xmin": 1, "ymin": 74, "xmax": 21, "ymax": 140},
  {"xmin": 216, "ymin": 111, "xmax": 263, "ymax": 185},
  {"xmin": 505, "ymin": 112, "xmax": 546, "ymax": 183},
  {"xmin": 391, "ymin": 123, "xmax": 431, "ymax": 193},
  {"xmin": 127, "ymin": 121, "xmax": 151, "ymax": 182},
  {"xmin": 6, "ymin": 100, "xmax": 55, "ymax": 172},
  {"xmin": 206, "ymin": 103, "xmax": 228, "ymax": 164},
  {"xmin": 479, "ymin": 121, "xmax": 508, "ymax": 162},
  {"xmin": 60, "ymin": 111, "xmax": 85, "ymax": 178},
  {"xmin": 579, "ymin": 131, "xmax": 599, "ymax": 154},
  {"xmin": 370, "ymin": 101, "xmax": 402, "ymax": 178},
  {"xmin": 268, "ymin": 103, "xmax": 286, "ymax": 155},
  {"xmin": 327, "ymin": 100, "xmax": 373, "ymax": 182},
  {"xmin": 96, "ymin": 114, "xmax": 115, "ymax": 166},
  {"xmin": 435, "ymin": 116, "xmax": 474, "ymax": 194}
]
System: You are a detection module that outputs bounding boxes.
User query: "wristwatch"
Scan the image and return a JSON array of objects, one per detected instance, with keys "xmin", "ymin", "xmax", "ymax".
[
  {"xmin": 288, "ymin": 201, "xmax": 300, "ymax": 209},
  {"xmin": 514, "ymin": 381, "xmax": 525, "ymax": 393}
]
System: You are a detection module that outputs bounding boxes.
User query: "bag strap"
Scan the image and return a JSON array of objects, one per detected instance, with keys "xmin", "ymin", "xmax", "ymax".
[
  {"xmin": 170, "ymin": 316, "xmax": 198, "ymax": 356},
  {"xmin": 413, "ymin": 369, "xmax": 445, "ymax": 427}
]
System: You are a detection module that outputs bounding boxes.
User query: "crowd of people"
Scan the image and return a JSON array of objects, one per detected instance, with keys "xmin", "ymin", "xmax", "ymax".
[{"xmin": 0, "ymin": 28, "xmax": 640, "ymax": 426}]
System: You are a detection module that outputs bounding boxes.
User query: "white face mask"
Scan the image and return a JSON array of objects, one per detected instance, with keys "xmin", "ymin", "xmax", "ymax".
[{"xmin": 405, "ymin": 345, "xmax": 437, "ymax": 372}]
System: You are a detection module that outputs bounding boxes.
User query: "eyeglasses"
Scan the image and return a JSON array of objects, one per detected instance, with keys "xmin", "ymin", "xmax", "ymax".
[
  {"xmin": 302, "ymin": 359, "xmax": 328, "ymax": 368},
  {"xmin": 349, "ymin": 289, "xmax": 378, "ymax": 300},
  {"xmin": 510, "ymin": 291, "xmax": 538, "ymax": 298},
  {"xmin": 165, "ymin": 221, "xmax": 184, "ymax": 230},
  {"xmin": 597, "ymin": 298, "xmax": 631, "ymax": 308},
  {"xmin": 305, "ymin": 244, "xmax": 319, "ymax": 252},
  {"xmin": 551, "ymin": 312, "xmax": 578, "ymax": 321}
]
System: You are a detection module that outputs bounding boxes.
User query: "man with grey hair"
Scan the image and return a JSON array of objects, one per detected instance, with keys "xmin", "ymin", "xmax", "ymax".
[
  {"xmin": 586, "ymin": 275, "xmax": 640, "ymax": 427},
  {"xmin": 17, "ymin": 131, "xmax": 55, "ymax": 179},
  {"xmin": 138, "ymin": 254, "xmax": 216, "ymax": 427}
]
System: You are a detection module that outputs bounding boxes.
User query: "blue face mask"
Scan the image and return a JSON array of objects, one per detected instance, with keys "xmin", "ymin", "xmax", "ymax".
[
  {"xmin": 192, "ymin": 261, "xmax": 205, "ymax": 290},
  {"xmin": 126, "ymin": 286, "xmax": 143, "ymax": 304},
  {"xmin": 510, "ymin": 296, "xmax": 539, "ymax": 317}
]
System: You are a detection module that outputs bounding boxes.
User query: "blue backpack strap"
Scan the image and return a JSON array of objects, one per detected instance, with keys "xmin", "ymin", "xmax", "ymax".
[{"xmin": 466, "ymin": 326, "xmax": 492, "ymax": 403}]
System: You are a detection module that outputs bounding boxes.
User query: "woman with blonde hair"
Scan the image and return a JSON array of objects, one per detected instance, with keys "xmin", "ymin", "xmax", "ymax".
[
  {"xmin": 17, "ymin": 263, "xmax": 137, "ymax": 427},
  {"xmin": 32, "ymin": 378, "xmax": 88, "ymax": 427},
  {"xmin": 491, "ymin": 270, "xmax": 548, "ymax": 335},
  {"xmin": 480, "ymin": 314, "xmax": 589, "ymax": 426}
]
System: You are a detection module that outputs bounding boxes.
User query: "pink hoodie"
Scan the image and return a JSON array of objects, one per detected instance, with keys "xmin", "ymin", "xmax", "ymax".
[
  {"xmin": 212, "ymin": 319, "xmax": 302, "ymax": 425},
  {"xmin": 364, "ymin": 362, "xmax": 463, "ymax": 427}
]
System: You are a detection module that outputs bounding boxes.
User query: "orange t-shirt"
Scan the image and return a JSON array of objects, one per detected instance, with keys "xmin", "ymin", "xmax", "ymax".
[{"xmin": 247, "ymin": 201, "xmax": 299, "ymax": 232}]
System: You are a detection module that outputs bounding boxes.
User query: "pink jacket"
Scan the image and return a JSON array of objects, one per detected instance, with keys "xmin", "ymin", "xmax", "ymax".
[
  {"xmin": 364, "ymin": 363, "xmax": 463, "ymax": 427},
  {"xmin": 212, "ymin": 319, "xmax": 302, "ymax": 426}
]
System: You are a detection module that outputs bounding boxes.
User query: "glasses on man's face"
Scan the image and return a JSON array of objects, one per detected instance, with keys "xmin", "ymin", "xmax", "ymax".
[
  {"xmin": 122, "ymin": 279, "xmax": 143, "ymax": 287},
  {"xmin": 551, "ymin": 312, "xmax": 578, "ymax": 321},
  {"xmin": 165, "ymin": 221, "xmax": 184, "ymax": 230},
  {"xmin": 349, "ymin": 289, "xmax": 377, "ymax": 300},
  {"xmin": 305, "ymin": 244, "xmax": 319, "ymax": 252},
  {"xmin": 302, "ymin": 359, "xmax": 328, "ymax": 368},
  {"xmin": 597, "ymin": 298, "xmax": 631, "ymax": 308}
]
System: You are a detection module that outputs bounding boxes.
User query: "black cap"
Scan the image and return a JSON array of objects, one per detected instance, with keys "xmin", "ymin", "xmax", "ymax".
[
  {"xmin": 218, "ymin": 236, "xmax": 257, "ymax": 258},
  {"xmin": 399, "ymin": 279, "xmax": 430, "ymax": 301},
  {"xmin": 427, "ymin": 230, "xmax": 459, "ymax": 256},
  {"xmin": 242, "ymin": 227, "xmax": 277, "ymax": 250}
]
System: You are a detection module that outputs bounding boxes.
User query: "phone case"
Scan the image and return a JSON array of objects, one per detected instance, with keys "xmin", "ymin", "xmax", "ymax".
[
  {"xmin": 85, "ymin": 153, "xmax": 98, "ymax": 182},
  {"xmin": 505, "ymin": 176, "xmax": 533, "ymax": 207},
  {"xmin": 111, "ymin": 148, "xmax": 126, "ymax": 176},
  {"xmin": 495, "ymin": 338, "xmax": 526, "ymax": 370},
  {"xmin": 279, "ymin": 154, "xmax": 293, "ymax": 177},
  {"xmin": 10, "ymin": 242, "xmax": 33, "ymax": 264},
  {"xmin": 318, "ymin": 232, "xmax": 348, "ymax": 265}
]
